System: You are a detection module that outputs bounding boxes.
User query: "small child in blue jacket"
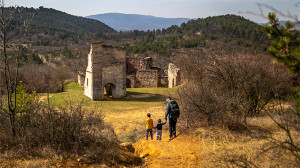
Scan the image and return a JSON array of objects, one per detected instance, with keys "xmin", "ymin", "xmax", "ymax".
[{"xmin": 155, "ymin": 119, "xmax": 167, "ymax": 141}]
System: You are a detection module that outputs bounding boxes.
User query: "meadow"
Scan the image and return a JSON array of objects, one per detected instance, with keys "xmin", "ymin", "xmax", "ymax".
[
  {"xmin": 46, "ymin": 82, "xmax": 299, "ymax": 167},
  {"xmin": 49, "ymin": 82, "xmax": 177, "ymax": 136}
]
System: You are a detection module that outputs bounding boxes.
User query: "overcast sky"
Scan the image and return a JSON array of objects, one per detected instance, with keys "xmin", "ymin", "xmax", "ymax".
[{"xmin": 6, "ymin": 0, "xmax": 300, "ymax": 23}]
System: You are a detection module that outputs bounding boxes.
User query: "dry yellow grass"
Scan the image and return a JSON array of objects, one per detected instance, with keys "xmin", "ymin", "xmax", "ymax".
[
  {"xmin": 3, "ymin": 83, "xmax": 298, "ymax": 167},
  {"xmin": 195, "ymin": 117, "xmax": 300, "ymax": 168},
  {"xmin": 133, "ymin": 133, "xmax": 203, "ymax": 168},
  {"xmin": 48, "ymin": 83, "xmax": 299, "ymax": 167}
]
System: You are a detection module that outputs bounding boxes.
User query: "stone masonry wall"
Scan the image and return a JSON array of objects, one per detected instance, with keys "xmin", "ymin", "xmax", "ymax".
[
  {"xmin": 136, "ymin": 70, "xmax": 159, "ymax": 87},
  {"xmin": 84, "ymin": 43, "xmax": 126, "ymax": 100},
  {"xmin": 78, "ymin": 72, "xmax": 85, "ymax": 86}
]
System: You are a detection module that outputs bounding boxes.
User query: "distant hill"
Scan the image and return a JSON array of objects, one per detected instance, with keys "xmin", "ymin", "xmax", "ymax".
[
  {"xmin": 86, "ymin": 13, "xmax": 190, "ymax": 31},
  {"xmin": 124, "ymin": 15, "xmax": 269, "ymax": 58},
  {"xmin": 165, "ymin": 14, "xmax": 268, "ymax": 43},
  {"xmin": 11, "ymin": 7, "xmax": 115, "ymax": 35}
]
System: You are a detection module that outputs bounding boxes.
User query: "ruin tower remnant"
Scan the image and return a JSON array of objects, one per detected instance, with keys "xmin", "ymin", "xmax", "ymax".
[
  {"xmin": 84, "ymin": 43, "xmax": 126, "ymax": 100},
  {"xmin": 168, "ymin": 63, "xmax": 181, "ymax": 88}
]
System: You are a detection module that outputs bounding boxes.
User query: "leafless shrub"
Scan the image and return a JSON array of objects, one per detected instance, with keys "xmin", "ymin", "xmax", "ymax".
[
  {"xmin": 18, "ymin": 64, "xmax": 57, "ymax": 93},
  {"xmin": 178, "ymin": 54, "xmax": 293, "ymax": 129},
  {"xmin": 213, "ymin": 103, "xmax": 300, "ymax": 168},
  {"xmin": 54, "ymin": 65, "xmax": 74, "ymax": 92},
  {"xmin": 257, "ymin": 102, "xmax": 300, "ymax": 166},
  {"xmin": 17, "ymin": 64, "xmax": 74, "ymax": 93},
  {"xmin": 0, "ymin": 99, "xmax": 122, "ymax": 165}
]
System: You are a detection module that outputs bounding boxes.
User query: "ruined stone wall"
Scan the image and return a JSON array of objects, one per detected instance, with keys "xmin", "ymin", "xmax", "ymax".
[
  {"xmin": 126, "ymin": 57, "xmax": 139, "ymax": 75},
  {"xmin": 140, "ymin": 57, "xmax": 153, "ymax": 70},
  {"xmin": 126, "ymin": 75, "xmax": 136, "ymax": 88},
  {"xmin": 136, "ymin": 70, "xmax": 159, "ymax": 87},
  {"xmin": 78, "ymin": 72, "xmax": 85, "ymax": 86},
  {"xmin": 126, "ymin": 57, "xmax": 153, "ymax": 74},
  {"xmin": 84, "ymin": 43, "xmax": 126, "ymax": 100},
  {"xmin": 168, "ymin": 63, "xmax": 181, "ymax": 88},
  {"xmin": 126, "ymin": 57, "xmax": 160, "ymax": 88}
]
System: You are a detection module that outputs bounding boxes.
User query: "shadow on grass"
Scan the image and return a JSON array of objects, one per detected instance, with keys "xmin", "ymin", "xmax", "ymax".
[
  {"xmin": 126, "ymin": 91, "xmax": 144, "ymax": 96},
  {"xmin": 103, "ymin": 93, "xmax": 165, "ymax": 103},
  {"xmin": 51, "ymin": 83, "xmax": 170, "ymax": 104}
]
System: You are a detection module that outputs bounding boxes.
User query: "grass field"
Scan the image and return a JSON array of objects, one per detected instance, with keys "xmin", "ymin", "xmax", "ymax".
[
  {"xmin": 49, "ymin": 82, "xmax": 177, "ymax": 135},
  {"xmin": 46, "ymin": 82, "xmax": 299, "ymax": 167}
]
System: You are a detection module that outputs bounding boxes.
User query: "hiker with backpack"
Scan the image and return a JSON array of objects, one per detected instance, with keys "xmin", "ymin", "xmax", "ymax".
[{"xmin": 165, "ymin": 97, "xmax": 180, "ymax": 140}]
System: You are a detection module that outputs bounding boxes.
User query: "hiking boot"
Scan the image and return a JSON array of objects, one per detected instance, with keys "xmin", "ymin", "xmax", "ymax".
[
  {"xmin": 146, "ymin": 138, "xmax": 148, "ymax": 140},
  {"xmin": 169, "ymin": 136, "xmax": 172, "ymax": 141}
]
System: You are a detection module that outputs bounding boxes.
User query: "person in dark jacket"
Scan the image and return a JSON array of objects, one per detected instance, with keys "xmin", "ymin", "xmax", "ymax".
[
  {"xmin": 165, "ymin": 97, "xmax": 180, "ymax": 140},
  {"xmin": 154, "ymin": 119, "xmax": 166, "ymax": 141}
]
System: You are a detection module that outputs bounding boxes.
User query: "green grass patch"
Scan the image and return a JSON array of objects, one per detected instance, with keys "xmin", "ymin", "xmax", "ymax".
[
  {"xmin": 48, "ymin": 82, "xmax": 90, "ymax": 107},
  {"xmin": 49, "ymin": 82, "xmax": 178, "ymax": 113}
]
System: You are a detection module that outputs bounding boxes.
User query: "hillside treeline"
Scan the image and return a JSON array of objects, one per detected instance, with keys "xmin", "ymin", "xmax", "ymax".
[
  {"xmin": 7, "ymin": 6, "xmax": 115, "ymax": 43},
  {"xmin": 165, "ymin": 14, "xmax": 267, "ymax": 42},
  {"xmin": 123, "ymin": 15, "xmax": 268, "ymax": 57}
]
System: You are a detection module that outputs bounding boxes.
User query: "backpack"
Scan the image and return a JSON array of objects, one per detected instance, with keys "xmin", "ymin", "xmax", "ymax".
[{"xmin": 169, "ymin": 101, "xmax": 180, "ymax": 118}]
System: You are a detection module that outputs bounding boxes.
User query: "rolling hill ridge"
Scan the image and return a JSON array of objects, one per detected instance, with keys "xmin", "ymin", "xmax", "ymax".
[
  {"xmin": 86, "ymin": 13, "xmax": 190, "ymax": 31},
  {"xmin": 11, "ymin": 7, "xmax": 115, "ymax": 35}
]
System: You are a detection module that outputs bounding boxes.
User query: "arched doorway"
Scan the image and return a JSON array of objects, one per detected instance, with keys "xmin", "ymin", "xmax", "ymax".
[
  {"xmin": 104, "ymin": 83, "xmax": 116, "ymax": 99},
  {"xmin": 126, "ymin": 78, "xmax": 131, "ymax": 88}
]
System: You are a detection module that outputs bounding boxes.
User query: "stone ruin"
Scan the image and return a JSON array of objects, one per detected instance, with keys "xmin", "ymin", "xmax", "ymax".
[
  {"xmin": 168, "ymin": 63, "xmax": 181, "ymax": 88},
  {"xmin": 126, "ymin": 57, "xmax": 162, "ymax": 88},
  {"xmin": 78, "ymin": 43, "xmax": 182, "ymax": 100},
  {"xmin": 84, "ymin": 42, "xmax": 126, "ymax": 100},
  {"xmin": 77, "ymin": 71, "xmax": 85, "ymax": 86}
]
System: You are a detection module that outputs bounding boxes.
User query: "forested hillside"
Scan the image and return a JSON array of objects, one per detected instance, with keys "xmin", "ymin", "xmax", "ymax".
[
  {"xmin": 5, "ymin": 7, "xmax": 116, "ymax": 65},
  {"xmin": 7, "ymin": 11, "xmax": 271, "ymax": 74},
  {"xmin": 10, "ymin": 6, "xmax": 115, "ymax": 36},
  {"xmin": 165, "ymin": 14, "xmax": 267, "ymax": 42},
  {"xmin": 123, "ymin": 15, "xmax": 268, "ymax": 57}
]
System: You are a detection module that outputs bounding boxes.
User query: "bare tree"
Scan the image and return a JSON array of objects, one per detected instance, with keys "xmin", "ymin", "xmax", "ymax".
[
  {"xmin": 177, "ymin": 54, "xmax": 292, "ymax": 128},
  {"xmin": 0, "ymin": 1, "xmax": 32, "ymax": 136},
  {"xmin": 54, "ymin": 65, "xmax": 73, "ymax": 92}
]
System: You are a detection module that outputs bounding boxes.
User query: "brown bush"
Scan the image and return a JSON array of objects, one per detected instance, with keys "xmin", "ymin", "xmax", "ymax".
[
  {"xmin": 0, "ymin": 99, "xmax": 121, "ymax": 165},
  {"xmin": 18, "ymin": 64, "xmax": 74, "ymax": 93},
  {"xmin": 178, "ymin": 54, "xmax": 293, "ymax": 128}
]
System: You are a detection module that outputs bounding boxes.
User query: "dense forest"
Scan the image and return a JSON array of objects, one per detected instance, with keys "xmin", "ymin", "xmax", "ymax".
[
  {"xmin": 8, "ymin": 6, "xmax": 115, "ymax": 42},
  {"xmin": 166, "ymin": 14, "xmax": 267, "ymax": 42},
  {"xmin": 123, "ymin": 15, "xmax": 268, "ymax": 57}
]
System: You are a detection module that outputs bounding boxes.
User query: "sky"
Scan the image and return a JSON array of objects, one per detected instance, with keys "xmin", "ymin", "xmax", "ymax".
[{"xmin": 6, "ymin": 0, "xmax": 300, "ymax": 23}]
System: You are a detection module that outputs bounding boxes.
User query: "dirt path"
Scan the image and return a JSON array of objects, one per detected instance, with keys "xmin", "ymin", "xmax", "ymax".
[{"xmin": 133, "ymin": 131, "xmax": 203, "ymax": 168}]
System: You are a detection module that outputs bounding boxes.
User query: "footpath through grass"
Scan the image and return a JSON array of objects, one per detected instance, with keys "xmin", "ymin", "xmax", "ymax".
[{"xmin": 49, "ymin": 82, "xmax": 177, "ymax": 135}]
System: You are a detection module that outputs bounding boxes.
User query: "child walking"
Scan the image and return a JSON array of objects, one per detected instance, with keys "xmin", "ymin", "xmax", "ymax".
[
  {"xmin": 145, "ymin": 113, "xmax": 154, "ymax": 140},
  {"xmin": 155, "ymin": 119, "xmax": 167, "ymax": 141}
]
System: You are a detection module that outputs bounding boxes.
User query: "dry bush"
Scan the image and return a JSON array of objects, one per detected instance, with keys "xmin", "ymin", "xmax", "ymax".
[
  {"xmin": 178, "ymin": 54, "xmax": 293, "ymax": 129},
  {"xmin": 197, "ymin": 119, "xmax": 299, "ymax": 167},
  {"xmin": 258, "ymin": 103, "xmax": 300, "ymax": 166},
  {"xmin": 18, "ymin": 64, "xmax": 74, "ymax": 93},
  {"xmin": 0, "ymin": 98, "xmax": 121, "ymax": 165},
  {"xmin": 18, "ymin": 64, "xmax": 59, "ymax": 93},
  {"xmin": 196, "ymin": 99, "xmax": 300, "ymax": 168}
]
